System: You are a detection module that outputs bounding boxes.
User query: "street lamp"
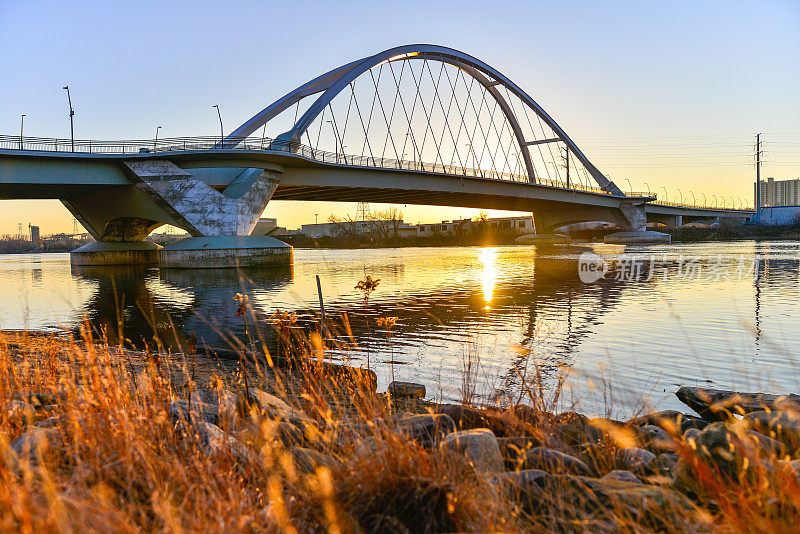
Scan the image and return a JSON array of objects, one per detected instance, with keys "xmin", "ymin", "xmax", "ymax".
[
  {"xmin": 712, "ymin": 195, "xmax": 718, "ymax": 208},
  {"xmin": 154, "ymin": 126, "xmax": 162, "ymax": 152},
  {"xmin": 625, "ymin": 178, "xmax": 633, "ymax": 195},
  {"xmin": 661, "ymin": 186, "xmax": 669, "ymax": 203},
  {"xmin": 701, "ymin": 193, "xmax": 707, "ymax": 207},
  {"xmin": 63, "ymin": 85, "xmax": 75, "ymax": 152},
  {"xmin": 643, "ymin": 182, "xmax": 651, "ymax": 195},
  {"xmin": 212, "ymin": 105, "xmax": 223, "ymax": 148},
  {"xmin": 677, "ymin": 189, "xmax": 684, "ymax": 204},
  {"xmin": 19, "ymin": 114, "xmax": 25, "ymax": 150},
  {"xmin": 690, "ymin": 191, "xmax": 696, "ymax": 205}
]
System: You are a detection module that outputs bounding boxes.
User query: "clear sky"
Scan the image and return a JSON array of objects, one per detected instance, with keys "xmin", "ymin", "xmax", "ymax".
[{"xmin": 1, "ymin": 0, "xmax": 798, "ymax": 234}]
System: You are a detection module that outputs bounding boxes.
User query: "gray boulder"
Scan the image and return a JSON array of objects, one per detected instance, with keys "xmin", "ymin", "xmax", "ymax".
[
  {"xmin": 615, "ymin": 447, "xmax": 656, "ymax": 471},
  {"xmin": 395, "ymin": 413, "xmax": 456, "ymax": 448},
  {"xmin": 440, "ymin": 429, "xmax": 503, "ymax": 473},
  {"xmin": 387, "ymin": 381, "xmax": 426, "ymax": 398},
  {"xmin": 518, "ymin": 446, "xmax": 594, "ymax": 476},
  {"xmin": 603, "ymin": 469, "xmax": 642, "ymax": 483}
]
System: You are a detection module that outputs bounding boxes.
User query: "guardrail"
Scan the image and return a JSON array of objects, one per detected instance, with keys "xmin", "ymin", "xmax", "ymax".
[{"xmin": 0, "ymin": 134, "xmax": 751, "ymax": 211}]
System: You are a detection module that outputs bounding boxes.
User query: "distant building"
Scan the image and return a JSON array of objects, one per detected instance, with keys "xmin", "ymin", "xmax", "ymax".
[
  {"xmin": 416, "ymin": 215, "xmax": 534, "ymax": 236},
  {"xmin": 251, "ymin": 218, "xmax": 288, "ymax": 236},
  {"xmin": 755, "ymin": 177, "xmax": 800, "ymax": 208},
  {"xmin": 29, "ymin": 225, "xmax": 41, "ymax": 247},
  {"xmin": 300, "ymin": 219, "xmax": 415, "ymax": 238}
]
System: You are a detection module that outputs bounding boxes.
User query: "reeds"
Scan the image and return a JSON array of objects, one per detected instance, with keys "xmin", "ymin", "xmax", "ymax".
[{"xmin": 1, "ymin": 319, "xmax": 799, "ymax": 533}]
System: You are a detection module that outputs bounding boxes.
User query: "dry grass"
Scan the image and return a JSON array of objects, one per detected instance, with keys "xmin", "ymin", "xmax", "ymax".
[{"xmin": 1, "ymin": 322, "xmax": 800, "ymax": 533}]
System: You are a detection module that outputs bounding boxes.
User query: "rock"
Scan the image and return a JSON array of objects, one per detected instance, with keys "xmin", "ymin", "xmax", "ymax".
[
  {"xmin": 615, "ymin": 447, "xmax": 656, "ymax": 471},
  {"xmin": 169, "ymin": 400, "xmax": 219, "ymax": 425},
  {"xmin": 353, "ymin": 437, "xmax": 381, "ymax": 456},
  {"xmin": 603, "ymin": 470, "xmax": 642, "ymax": 483},
  {"xmin": 9, "ymin": 427, "xmax": 61, "ymax": 465},
  {"xmin": 675, "ymin": 386, "xmax": 800, "ymax": 421},
  {"xmin": 190, "ymin": 388, "xmax": 238, "ymax": 419},
  {"xmin": 435, "ymin": 404, "xmax": 513, "ymax": 436},
  {"xmin": 291, "ymin": 447, "xmax": 339, "ymax": 475},
  {"xmin": 495, "ymin": 469, "xmax": 551, "ymax": 503},
  {"xmin": 683, "ymin": 427, "xmax": 701, "ymax": 443},
  {"xmin": 676, "ymin": 420, "xmax": 784, "ymax": 491},
  {"xmin": 743, "ymin": 410, "xmax": 800, "ymax": 451},
  {"xmin": 440, "ymin": 429, "xmax": 503, "ymax": 473},
  {"xmin": 318, "ymin": 363, "xmax": 378, "ymax": 393},
  {"xmin": 246, "ymin": 389, "xmax": 312, "ymax": 426},
  {"xmin": 518, "ymin": 446, "xmax": 594, "ymax": 476},
  {"xmin": 649, "ymin": 453, "xmax": 680, "ymax": 477},
  {"xmin": 395, "ymin": 413, "xmax": 456, "ymax": 448},
  {"xmin": 680, "ymin": 418, "xmax": 710, "ymax": 433},
  {"xmin": 497, "ymin": 436, "xmax": 543, "ymax": 469},
  {"xmin": 505, "ymin": 473, "xmax": 704, "ymax": 530},
  {"xmin": 629, "ymin": 410, "xmax": 691, "ymax": 430},
  {"xmin": 276, "ymin": 422, "xmax": 304, "ymax": 448},
  {"xmin": 196, "ymin": 421, "xmax": 255, "ymax": 463},
  {"xmin": 551, "ymin": 414, "xmax": 610, "ymax": 447},
  {"xmin": 639, "ymin": 424, "xmax": 678, "ymax": 454},
  {"xmin": 387, "ymin": 381, "xmax": 426, "ymax": 398}
]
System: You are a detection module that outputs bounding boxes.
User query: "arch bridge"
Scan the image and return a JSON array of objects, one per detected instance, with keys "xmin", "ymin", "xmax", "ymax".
[{"xmin": 0, "ymin": 44, "xmax": 751, "ymax": 265}]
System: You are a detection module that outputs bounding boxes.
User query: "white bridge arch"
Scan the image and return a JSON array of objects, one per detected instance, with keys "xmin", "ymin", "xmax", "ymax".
[{"xmin": 227, "ymin": 44, "xmax": 624, "ymax": 196}]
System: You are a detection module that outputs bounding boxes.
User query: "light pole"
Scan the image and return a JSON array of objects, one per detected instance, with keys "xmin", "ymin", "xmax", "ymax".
[
  {"xmin": 212, "ymin": 105, "xmax": 223, "ymax": 148},
  {"xmin": 63, "ymin": 85, "xmax": 74, "ymax": 152},
  {"xmin": 154, "ymin": 126, "xmax": 162, "ymax": 152},
  {"xmin": 643, "ymin": 182, "xmax": 651, "ymax": 195},
  {"xmin": 625, "ymin": 178, "xmax": 633, "ymax": 195},
  {"xmin": 690, "ymin": 191, "xmax": 696, "ymax": 206},
  {"xmin": 712, "ymin": 195, "xmax": 718, "ymax": 208},
  {"xmin": 661, "ymin": 186, "xmax": 668, "ymax": 203},
  {"xmin": 19, "ymin": 114, "xmax": 25, "ymax": 150},
  {"xmin": 315, "ymin": 213, "xmax": 319, "ymax": 225},
  {"xmin": 701, "ymin": 193, "xmax": 707, "ymax": 207},
  {"xmin": 677, "ymin": 189, "xmax": 684, "ymax": 204}
]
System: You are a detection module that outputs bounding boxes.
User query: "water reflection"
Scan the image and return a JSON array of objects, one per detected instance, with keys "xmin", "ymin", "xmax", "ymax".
[
  {"xmin": 71, "ymin": 264, "xmax": 293, "ymax": 352},
  {"xmin": 2, "ymin": 242, "xmax": 800, "ymax": 414}
]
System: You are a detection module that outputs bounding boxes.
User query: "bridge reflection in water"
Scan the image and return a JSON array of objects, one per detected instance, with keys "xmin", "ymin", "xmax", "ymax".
[
  {"xmin": 2, "ymin": 243, "xmax": 798, "ymax": 413},
  {"xmin": 66, "ymin": 246, "xmax": 639, "ymax": 402}
]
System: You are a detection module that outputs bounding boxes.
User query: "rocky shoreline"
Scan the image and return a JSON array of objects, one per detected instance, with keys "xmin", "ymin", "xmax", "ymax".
[{"xmin": 3, "ymin": 331, "xmax": 800, "ymax": 531}]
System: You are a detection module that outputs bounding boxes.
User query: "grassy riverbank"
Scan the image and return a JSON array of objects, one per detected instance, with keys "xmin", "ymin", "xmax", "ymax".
[{"xmin": 3, "ymin": 322, "xmax": 800, "ymax": 533}]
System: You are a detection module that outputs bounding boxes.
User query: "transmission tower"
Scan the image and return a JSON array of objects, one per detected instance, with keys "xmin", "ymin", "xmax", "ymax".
[{"xmin": 356, "ymin": 202, "xmax": 370, "ymax": 222}]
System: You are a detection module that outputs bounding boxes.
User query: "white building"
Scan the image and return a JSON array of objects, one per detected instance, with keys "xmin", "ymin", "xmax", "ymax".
[
  {"xmin": 755, "ymin": 177, "xmax": 800, "ymax": 208},
  {"xmin": 415, "ymin": 215, "xmax": 535, "ymax": 236}
]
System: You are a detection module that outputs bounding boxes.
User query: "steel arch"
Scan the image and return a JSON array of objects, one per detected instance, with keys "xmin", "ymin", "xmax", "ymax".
[{"xmin": 228, "ymin": 44, "xmax": 623, "ymax": 195}]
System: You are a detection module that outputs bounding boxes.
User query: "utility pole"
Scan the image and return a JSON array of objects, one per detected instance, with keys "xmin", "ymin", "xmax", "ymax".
[
  {"xmin": 356, "ymin": 202, "xmax": 370, "ymax": 222},
  {"xmin": 63, "ymin": 86, "xmax": 74, "ymax": 152},
  {"xmin": 754, "ymin": 133, "xmax": 763, "ymax": 223}
]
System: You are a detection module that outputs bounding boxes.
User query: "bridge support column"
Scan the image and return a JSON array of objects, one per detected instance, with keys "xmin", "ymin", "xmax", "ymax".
[
  {"xmin": 122, "ymin": 160, "xmax": 292, "ymax": 269},
  {"xmin": 604, "ymin": 202, "xmax": 671, "ymax": 244},
  {"xmin": 70, "ymin": 241, "xmax": 160, "ymax": 266}
]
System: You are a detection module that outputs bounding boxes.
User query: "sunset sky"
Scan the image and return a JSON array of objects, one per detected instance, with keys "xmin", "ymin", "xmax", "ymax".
[{"xmin": 1, "ymin": 0, "xmax": 798, "ymax": 235}]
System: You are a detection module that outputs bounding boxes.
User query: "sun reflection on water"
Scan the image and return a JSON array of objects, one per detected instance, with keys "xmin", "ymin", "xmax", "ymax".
[{"xmin": 479, "ymin": 247, "xmax": 498, "ymax": 308}]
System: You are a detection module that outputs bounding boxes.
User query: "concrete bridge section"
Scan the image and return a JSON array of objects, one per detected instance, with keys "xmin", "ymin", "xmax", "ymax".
[{"xmin": 0, "ymin": 147, "xmax": 751, "ymax": 265}]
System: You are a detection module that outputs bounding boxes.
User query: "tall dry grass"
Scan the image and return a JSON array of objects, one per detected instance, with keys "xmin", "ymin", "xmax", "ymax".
[{"xmin": 1, "ymin": 315, "xmax": 800, "ymax": 532}]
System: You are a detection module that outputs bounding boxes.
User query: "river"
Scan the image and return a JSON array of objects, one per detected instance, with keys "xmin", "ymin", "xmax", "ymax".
[{"xmin": 1, "ymin": 241, "xmax": 798, "ymax": 416}]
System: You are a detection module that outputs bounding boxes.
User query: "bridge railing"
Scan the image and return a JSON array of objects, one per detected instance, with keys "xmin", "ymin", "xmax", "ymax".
[{"xmin": 0, "ymin": 134, "xmax": 751, "ymax": 210}]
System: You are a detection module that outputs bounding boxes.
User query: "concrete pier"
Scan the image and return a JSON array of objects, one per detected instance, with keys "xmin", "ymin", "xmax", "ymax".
[
  {"xmin": 158, "ymin": 236, "xmax": 292, "ymax": 268},
  {"xmin": 70, "ymin": 241, "xmax": 160, "ymax": 266},
  {"xmin": 516, "ymin": 233, "xmax": 571, "ymax": 245},
  {"xmin": 604, "ymin": 231, "xmax": 671, "ymax": 244}
]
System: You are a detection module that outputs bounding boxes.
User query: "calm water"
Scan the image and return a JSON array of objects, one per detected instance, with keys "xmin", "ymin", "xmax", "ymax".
[{"xmin": 1, "ymin": 242, "xmax": 799, "ymax": 416}]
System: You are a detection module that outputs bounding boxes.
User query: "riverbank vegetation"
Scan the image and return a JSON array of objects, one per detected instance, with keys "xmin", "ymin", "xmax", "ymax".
[{"xmin": 3, "ymin": 310, "xmax": 800, "ymax": 532}]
